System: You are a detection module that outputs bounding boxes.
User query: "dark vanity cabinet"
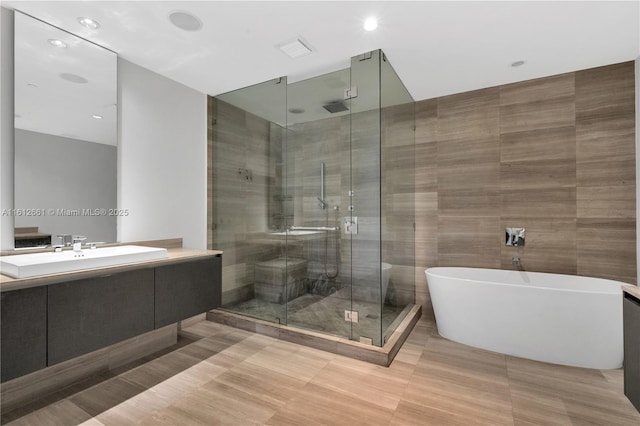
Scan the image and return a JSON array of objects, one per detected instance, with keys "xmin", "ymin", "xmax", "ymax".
[
  {"xmin": 0, "ymin": 253, "xmax": 222, "ymax": 382},
  {"xmin": 624, "ymin": 291, "xmax": 640, "ymax": 412},
  {"xmin": 155, "ymin": 256, "xmax": 222, "ymax": 328},
  {"xmin": 47, "ymin": 268, "xmax": 155, "ymax": 365},
  {"xmin": 1, "ymin": 286, "xmax": 47, "ymax": 381}
]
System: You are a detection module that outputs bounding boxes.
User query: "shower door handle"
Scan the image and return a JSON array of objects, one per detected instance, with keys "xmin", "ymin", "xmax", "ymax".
[{"xmin": 288, "ymin": 226, "xmax": 340, "ymax": 232}]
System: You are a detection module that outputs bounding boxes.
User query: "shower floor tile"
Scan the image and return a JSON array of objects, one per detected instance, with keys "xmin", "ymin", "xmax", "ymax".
[{"xmin": 223, "ymin": 289, "xmax": 405, "ymax": 343}]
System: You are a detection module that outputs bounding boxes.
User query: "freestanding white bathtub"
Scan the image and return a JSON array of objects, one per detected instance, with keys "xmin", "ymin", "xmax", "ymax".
[{"xmin": 425, "ymin": 267, "xmax": 625, "ymax": 369}]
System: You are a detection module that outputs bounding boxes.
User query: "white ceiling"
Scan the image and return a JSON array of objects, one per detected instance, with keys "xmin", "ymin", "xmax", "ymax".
[{"xmin": 5, "ymin": 0, "xmax": 640, "ymax": 103}]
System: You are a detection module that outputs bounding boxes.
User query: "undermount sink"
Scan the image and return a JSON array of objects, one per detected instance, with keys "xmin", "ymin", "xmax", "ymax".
[{"xmin": 0, "ymin": 245, "xmax": 168, "ymax": 279}]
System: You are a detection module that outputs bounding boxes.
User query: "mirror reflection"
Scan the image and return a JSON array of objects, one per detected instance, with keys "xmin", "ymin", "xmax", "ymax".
[{"xmin": 13, "ymin": 12, "xmax": 117, "ymax": 248}]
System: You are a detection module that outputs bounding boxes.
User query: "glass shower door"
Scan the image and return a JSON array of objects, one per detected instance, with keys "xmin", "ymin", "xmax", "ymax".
[
  {"xmin": 349, "ymin": 50, "xmax": 383, "ymax": 346},
  {"xmin": 213, "ymin": 50, "xmax": 414, "ymax": 346},
  {"xmin": 348, "ymin": 49, "xmax": 415, "ymax": 346},
  {"xmin": 213, "ymin": 77, "xmax": 289, "ymax": 324},
  {"xmin": 284, "ymin": 69, "xmax": 352, "ymax": 339},
  {"xmin": 380, "ymin": 51, "xmax": 416, "ymax": 343}
]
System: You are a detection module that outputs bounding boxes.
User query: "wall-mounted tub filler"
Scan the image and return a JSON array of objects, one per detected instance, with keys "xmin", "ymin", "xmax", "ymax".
[{"xmin": 505, "ymin": 227, "xmax": 525, "ymax": 246}]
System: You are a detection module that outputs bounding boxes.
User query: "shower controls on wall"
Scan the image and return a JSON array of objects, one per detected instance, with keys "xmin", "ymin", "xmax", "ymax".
[
  {"xmin": 505, "ymin": 228, "xmax": 525, "ymax": 246},
  {"xmin": 344, "ymin": 216, "xmax": 358, "ymax": 234}
]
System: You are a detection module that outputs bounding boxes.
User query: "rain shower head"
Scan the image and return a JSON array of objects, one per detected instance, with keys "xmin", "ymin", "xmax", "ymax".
[{"xmin": 322, "ymin": 101, "xmax": 349, "ymax": 114}]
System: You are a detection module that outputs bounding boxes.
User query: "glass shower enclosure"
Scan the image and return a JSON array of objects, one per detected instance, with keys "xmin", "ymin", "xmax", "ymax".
[{"xmin": 211, "ymin": 50, "xmax": 414, "ymax": 346}]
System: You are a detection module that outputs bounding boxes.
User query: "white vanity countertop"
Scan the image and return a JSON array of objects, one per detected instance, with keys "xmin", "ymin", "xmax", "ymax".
[{"xmin": 0, "ymin": 248, "xmax": 222, "ymax": 292}]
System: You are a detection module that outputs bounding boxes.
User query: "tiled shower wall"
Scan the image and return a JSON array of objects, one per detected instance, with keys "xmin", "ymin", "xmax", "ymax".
[
  {"xmin": 415, "ymin": 61, "xmax": 637, "ymax": 317},
  {"xmin": 288, "ymin": 114, "xmax": 349, "ymax": 286},
  {"xmin": 210, "ymin": 99, "xmax": 280, "ymax": 304},
  {"xmin": 381, "ymin": 103, "xmax": 416, "ymax": 306},
  {"xmin": 210, "ymin": 98, "xmax": 417, "ymax": 311}
]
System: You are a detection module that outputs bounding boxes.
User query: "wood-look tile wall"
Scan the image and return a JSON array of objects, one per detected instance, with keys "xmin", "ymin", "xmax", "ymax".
[
  {"xmin": 287, "ymin": 114, "xmax": 349, "ymax": 285},
  {"xmin": 210, "ymin": 99, "xmax": 281, "ymax": 305},
  {"xmin": 381, "ymin": 103, "xmax": 417, "ymax": 307},
  {"xmin": 210, "ymin": 98, "xmax": 417, "ymax": 322},
  {"xmin": 415, "ymin": 61, "xmax": 636, "ymax": 317}
]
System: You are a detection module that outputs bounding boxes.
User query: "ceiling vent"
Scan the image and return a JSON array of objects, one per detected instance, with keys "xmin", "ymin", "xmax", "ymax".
[{"xmin": 277, "ymin": 38, "xmax": 313, "ymax": 59}]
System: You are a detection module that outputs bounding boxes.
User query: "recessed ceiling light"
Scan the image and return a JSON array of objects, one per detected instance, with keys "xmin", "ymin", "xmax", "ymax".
[
  {"xmin": 278, "ymin": 38, "xmax": 312, "ymax": 59},
  {"xmin": 169, "ymin": 11, "xmax": 203, "ymax": 31},
  {"xmin": 48, "ymin": 39, "xmax": 68, "ymax": 48},
  {"xmin": 288, "ymin": 108, "xmax": 305, "ymax": 114},
  {"xmin": 511, "ymin": 60, "xmax": 526, "ymax": 67},
  {"xmin": 60, "ymin": 73, "xmax": 88, "ymax": 84},
  {"xmin": 364, "ymin": 17, "xmax": 378, "ymax": 31},
  {"xmin": 77, "ymin": 17, "xmax": 101, "ymax": 30},
  {"xmin": 92, "ymin": 114, "xmax": 103, "ymax": 119}
]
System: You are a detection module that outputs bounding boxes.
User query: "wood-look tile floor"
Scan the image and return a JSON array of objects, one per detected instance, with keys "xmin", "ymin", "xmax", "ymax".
[{"xmin": 3, "ymin": 317, "xmax": 639, "ymax": 426}]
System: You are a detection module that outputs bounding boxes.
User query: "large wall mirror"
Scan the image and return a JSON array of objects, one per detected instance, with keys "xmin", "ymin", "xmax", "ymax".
[{"xmin": 13, "ymin": 11, "xmax": 117, "ymax": 248}]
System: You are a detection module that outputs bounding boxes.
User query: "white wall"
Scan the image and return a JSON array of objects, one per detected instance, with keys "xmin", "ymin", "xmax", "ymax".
[
  {"xmin": 118, "ymin": 59, "xmax": 207, "ymax": 249},
  {"xmin": 0, "ymin": 7, "xmax": 15, "ymax": 250}
]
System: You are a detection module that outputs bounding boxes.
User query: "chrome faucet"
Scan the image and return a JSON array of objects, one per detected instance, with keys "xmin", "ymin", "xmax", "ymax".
[
  {"xmin": 54, "ymin": 234, "xmax": 72, "ymax": 252},
  {"xmin": 512, "ymin": 257, "xmax": 521, "ymax": 267},
  {"xmin": 57, "ymin": 234, "xmax": 72, "ymax": 247},
  {"xmin": 72, "ymin": 235, "xmax": 86, "ymax": 256},
  {"xmin": 505, "ymin": 228, "xmax": 525, "ymax": 246}
]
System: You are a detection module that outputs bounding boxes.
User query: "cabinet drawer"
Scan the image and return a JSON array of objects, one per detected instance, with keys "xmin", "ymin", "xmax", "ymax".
[
  {"xmin": 624, "ymin": 293, "xmax": 640, "ymax": 412},
  {"xmin": 1, "ymin": 287, "xmax": 47, "ymax": 381},
  {"xmin": 47, "ymin": 268, "xmax": 155, "ymax": 365},
  {"xmin": 154, "ymin": 256, "xmax": 221, "ymax": 328}
]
